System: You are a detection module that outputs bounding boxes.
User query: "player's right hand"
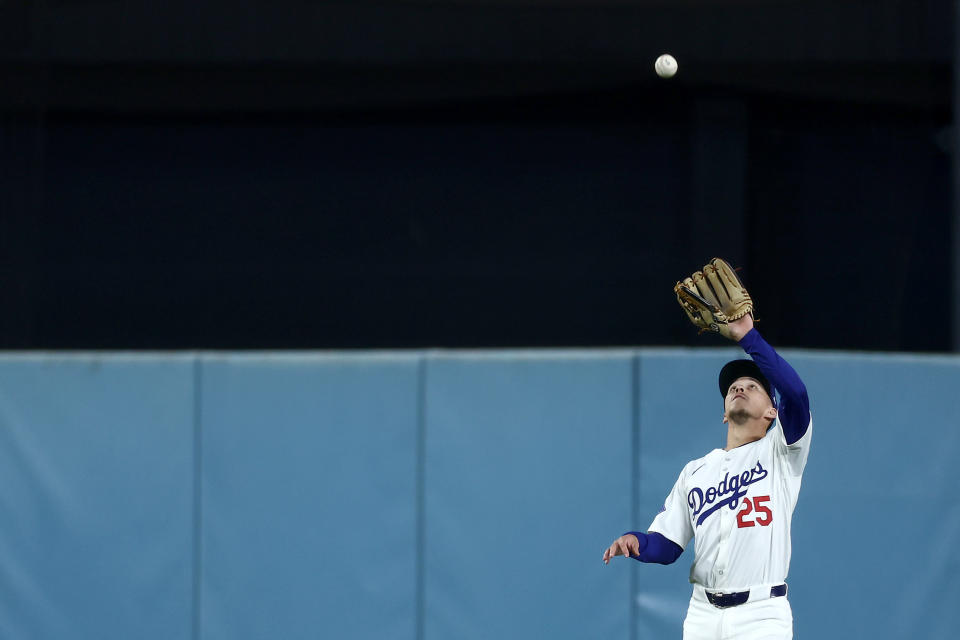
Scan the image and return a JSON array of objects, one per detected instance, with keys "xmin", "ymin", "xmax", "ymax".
[{"xmin": 602, "ymin": 534, "xmax": 640, "ymax": 564}]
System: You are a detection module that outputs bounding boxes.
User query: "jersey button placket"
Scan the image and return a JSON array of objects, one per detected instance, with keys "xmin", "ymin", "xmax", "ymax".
[
  {"xmin": 718, "ymin": 455, "xmax": 734, "ymax": 581},
  {"xmin": 715, "ymin": 500, "xmax": 734, "ymax": 583}
]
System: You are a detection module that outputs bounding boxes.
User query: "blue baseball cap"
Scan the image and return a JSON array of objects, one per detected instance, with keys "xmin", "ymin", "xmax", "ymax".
[{"xmin": 719, "ymin": 359, "xmax": 774, "ymax": 404}]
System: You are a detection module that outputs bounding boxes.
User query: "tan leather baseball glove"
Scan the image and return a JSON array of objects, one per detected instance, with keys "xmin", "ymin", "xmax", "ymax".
[{"xmin": 674, "ymin": 258, "xmax": 753, "ymax": 339}]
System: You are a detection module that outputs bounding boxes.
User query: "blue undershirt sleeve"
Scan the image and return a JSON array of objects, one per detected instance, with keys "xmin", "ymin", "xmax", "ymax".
[
  {"xmin": 737, "ymin": 328, "xmax": 811, "ymax": 445},
  {"xmin": 624, "ymin": 531, "xmax": 684, "ymax": 565}
]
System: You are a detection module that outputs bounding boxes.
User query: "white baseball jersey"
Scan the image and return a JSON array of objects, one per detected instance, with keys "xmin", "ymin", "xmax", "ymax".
[{"xmin": 648, "ymin": 415, "xmax": 813, "ymax": 590}]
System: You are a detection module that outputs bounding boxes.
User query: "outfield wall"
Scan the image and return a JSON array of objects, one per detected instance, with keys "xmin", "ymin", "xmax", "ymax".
[{"xmin": 1, "ymin": 349, "xmax": 956, "ymax": 639}]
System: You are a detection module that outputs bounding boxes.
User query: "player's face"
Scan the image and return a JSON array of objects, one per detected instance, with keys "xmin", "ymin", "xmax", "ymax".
[{"xmin": 723, "ymin": 376, "xmax": 774, "ymax": 423}]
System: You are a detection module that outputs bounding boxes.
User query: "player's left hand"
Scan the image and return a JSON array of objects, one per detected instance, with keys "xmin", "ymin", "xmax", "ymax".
[
  {"xmin": 726, "ymin": 312, "xmax": 754, "ymax": 342},
  {"xmin": 602, "ymin": 534, "xmax": 640, "ymax": 564},
  {"xmin": 674, "ymin": 258, "xmax": 754, "ymax": 340}
]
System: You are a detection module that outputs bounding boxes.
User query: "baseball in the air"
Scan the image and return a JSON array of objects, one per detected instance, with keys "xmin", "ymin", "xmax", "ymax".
[{"xmin": 655, "ymin": 54, "xmax": 678, "ymax": 78}]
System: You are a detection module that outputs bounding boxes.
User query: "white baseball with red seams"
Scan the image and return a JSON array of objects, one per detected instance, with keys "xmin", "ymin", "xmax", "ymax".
[{"xmin": 648, "ymin": 415, "xmax": 812, "ymax": 638}]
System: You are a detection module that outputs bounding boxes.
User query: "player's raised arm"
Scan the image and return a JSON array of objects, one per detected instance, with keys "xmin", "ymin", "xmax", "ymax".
[
  {"xmin": 730, "ymin": 316, "xmax": 810, "ymax": 444},
  {"xmin": 673, "ymin": 258, "xmax": 810, "ymax": 444}
]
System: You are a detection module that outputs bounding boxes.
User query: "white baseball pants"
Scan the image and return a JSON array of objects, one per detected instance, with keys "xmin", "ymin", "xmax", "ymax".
[{"xmin": 682, "ymin": 585, "xmax": 793, "ymax": 640}]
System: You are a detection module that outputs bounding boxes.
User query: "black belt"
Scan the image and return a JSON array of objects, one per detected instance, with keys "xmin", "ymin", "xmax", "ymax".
[{"xmin": 705, "ymin": 584, "xmax": 787, "ymax": 609}]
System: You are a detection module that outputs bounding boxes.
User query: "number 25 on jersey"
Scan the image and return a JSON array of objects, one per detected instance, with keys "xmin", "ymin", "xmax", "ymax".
[{"xmin": 737, "ymin": 495, "xmax": 772, "ymax": 528}]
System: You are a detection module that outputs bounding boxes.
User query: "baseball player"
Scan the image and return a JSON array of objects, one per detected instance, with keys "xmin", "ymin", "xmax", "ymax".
[{"xmin": 603, "ymin": 258, "xmax": 812, "ymax": 640}]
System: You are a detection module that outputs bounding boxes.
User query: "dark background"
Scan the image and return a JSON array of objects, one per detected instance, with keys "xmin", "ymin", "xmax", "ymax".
[{"xmin": 0, "ymin": 0, "xmax": 953, "ymax": 351}]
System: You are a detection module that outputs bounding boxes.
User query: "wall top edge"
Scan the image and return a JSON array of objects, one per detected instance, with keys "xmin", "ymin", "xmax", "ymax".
[{"xmin": 0, "ymin": 347, "xmax": 957, "ymax": 365}]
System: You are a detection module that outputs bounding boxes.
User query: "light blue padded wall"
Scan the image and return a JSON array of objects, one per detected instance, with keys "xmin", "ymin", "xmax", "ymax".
[
  {"xmin": 0, "ymin": 354, "xmax": 195, "ymax": 640},
  {"xmin": 1, "ymin": 349, "xmax": 958, "ymax": 640},
  {"xmin": 785, "ymin": 351, "xmax": 960, "ymax": 640},
  {"xmin": 423, "ymin": 352, "xmax": 635, "ymax": 640},
  {"xmin": 198, "ymin": 354, "xmax": 420, "ymax": 640}
]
